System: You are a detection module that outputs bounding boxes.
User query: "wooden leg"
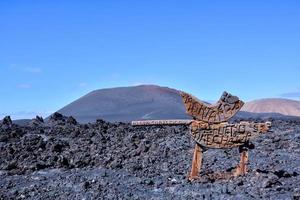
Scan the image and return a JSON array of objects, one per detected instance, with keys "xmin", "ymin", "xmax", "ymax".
[
  {"xmin": 240, "ymin": 150, "xmax": 248, "ymax": 174},
  {"xmin": 234, "ymin": 148, "xmax": 249, "ymax": 177},
  {"xmin": 188, "ymin": 144, "xmax": 203, "ymax": 181}
]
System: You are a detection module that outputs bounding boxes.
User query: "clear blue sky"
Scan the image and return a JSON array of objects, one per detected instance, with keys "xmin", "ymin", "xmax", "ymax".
[{"xmin": 1, "ymin": 0, "xmax": 300, "ymax": 119}]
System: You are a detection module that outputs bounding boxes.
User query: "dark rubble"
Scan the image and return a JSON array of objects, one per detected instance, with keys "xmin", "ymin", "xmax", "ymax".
[{"xmin": 0, "ymin": 114, "xmax": 300, "ymax": 199}]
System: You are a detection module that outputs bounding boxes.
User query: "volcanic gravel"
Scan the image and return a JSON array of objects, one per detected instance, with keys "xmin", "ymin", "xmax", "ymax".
[{"xmin": 0, "ymin": 113, "xmax": 300, "ymax": 199}]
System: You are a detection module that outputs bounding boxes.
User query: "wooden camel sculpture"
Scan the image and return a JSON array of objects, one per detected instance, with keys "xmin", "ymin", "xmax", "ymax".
[
  {"xmin": 181, "ymin": 91, "xmax": 271, "ymax": 180},
  {"xmin": 132, "ymin": 91, "xmax": 271, "ymax": 181}
]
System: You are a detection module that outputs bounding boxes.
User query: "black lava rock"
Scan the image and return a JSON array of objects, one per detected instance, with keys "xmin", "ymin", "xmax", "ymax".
[
  {"xmin": 0, "ymin": 116, "xmax": 299, "ymax": 199},
  {"xmin": 1, "ymin": 116, "xmax": 12, "ymax": 126},
  {"xmin": 50, "ymin": 112, "xmax": 64, "ymax": 121}
]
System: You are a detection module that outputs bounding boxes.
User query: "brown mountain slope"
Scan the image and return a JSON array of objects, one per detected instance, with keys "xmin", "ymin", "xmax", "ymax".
[{"xmin": 241, "ymin": 98, "xmax": 300, "ymax": 117}]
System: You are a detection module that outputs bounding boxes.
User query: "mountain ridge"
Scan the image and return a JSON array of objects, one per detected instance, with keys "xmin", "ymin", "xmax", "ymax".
[
  {"xmin": 241, "ymin": 98, "xmax": 300, "ymax": 117},
  {"xmin": 42, "ymin": 85, "xmax": 300, "ymax": 122}
]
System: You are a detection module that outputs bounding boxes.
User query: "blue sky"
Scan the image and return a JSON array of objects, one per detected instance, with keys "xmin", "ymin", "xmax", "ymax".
[{"xmin": 1, "ymin": 0, "xmax": 300, "ymax": 119}]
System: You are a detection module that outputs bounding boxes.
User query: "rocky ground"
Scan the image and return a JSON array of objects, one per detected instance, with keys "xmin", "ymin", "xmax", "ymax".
[{"xmin": 0, "ymin": 113, "xmax": 300, "ymax": 199}]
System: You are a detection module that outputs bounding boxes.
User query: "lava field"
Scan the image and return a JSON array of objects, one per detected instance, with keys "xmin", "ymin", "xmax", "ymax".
[{"xmin": 0, "ymin": 113, "xmax": 300, "ymax": 199}]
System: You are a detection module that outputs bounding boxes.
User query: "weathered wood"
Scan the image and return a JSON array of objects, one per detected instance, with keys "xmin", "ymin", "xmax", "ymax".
[
  {"xmin": 190, "ymin": 121, "xmax": 271, "ymax": 148},
  {"xmin": 181, "ymin": 91, "xmax": 244, "ymax": 123},
  {"xmin": 234, "ymin": 149, "xmax": 249, "ymax": 177},
  {"xmin": 131, "ymin": 119, "xmax": 193, "ymax": 126},
  {"xmin": 188, "ymin": 144, "xmax": 203, "ymax": 181}
]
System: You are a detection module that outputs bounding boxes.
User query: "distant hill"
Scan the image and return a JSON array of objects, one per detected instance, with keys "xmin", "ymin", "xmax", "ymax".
[
  {"xmin": 241, "ymin": 98, "xmax": 300, "ymax": 117},
  {"xmin": 56, "ymin": 85, "xmax": 191, "ymax": 123},
  {"xmin": 13, "ymin": 119, "xmax": 31, "ymax": 126}
]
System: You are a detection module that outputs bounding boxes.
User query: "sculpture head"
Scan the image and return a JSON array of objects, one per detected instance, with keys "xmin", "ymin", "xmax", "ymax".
[{"xmin": 221, "ymin": 91, "xmax": 240, "ymax": 104}]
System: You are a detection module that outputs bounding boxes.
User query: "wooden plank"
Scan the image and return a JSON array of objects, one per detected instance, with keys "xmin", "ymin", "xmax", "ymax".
[
  {"xmin": 181, "ymin": 91, "xmax": 244, "ymax": 123},
  {"xmin": 190, "ymin": 121, "xmax": 271, "ymax": 148},
  {"xmin": 131, "ymin": 119, "xmax": 193, "ymax": 126}
]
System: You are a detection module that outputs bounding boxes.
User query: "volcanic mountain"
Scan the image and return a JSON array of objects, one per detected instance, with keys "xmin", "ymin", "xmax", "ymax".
[
  {"xmin": 56, "ymin": 85, "xmax": 191, "ymax": 123},
  {"xmin": 241, "ymin": 98, "xmax": 300, "ymax": 117}
]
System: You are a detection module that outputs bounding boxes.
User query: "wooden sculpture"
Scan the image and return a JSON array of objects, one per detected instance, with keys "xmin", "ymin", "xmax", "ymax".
[{"xmin": 132, "ymin": 91, "xmax": 271, "ymax": 181}]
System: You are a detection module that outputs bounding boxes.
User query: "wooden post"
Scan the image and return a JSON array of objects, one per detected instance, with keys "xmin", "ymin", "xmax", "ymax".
[
  {"xmin": 188, "ymin": 144, "xmax": 203, "ymax": 181},
  {"xmin": 240, "ymin": 150, "xmax": 249, "ymax": 174},
  {"xmin": 234, "ymin": 148, "xmax": 249, "ymax": 177}
]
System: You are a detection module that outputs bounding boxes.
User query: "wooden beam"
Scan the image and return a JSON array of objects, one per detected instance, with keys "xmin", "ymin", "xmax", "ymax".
[{"xmin": 131, "ymin": 119, "xmax": 193, "ymax": 126}]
